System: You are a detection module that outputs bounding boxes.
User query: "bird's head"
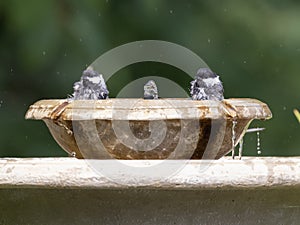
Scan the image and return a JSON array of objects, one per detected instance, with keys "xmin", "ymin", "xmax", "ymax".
[
  {"xmin": 82, "ymin": 67, "xmax": 102, "ymax": 88},
  {"xmin": 196, "ymin": 68, "xmax": 217, "ymax": 79}
]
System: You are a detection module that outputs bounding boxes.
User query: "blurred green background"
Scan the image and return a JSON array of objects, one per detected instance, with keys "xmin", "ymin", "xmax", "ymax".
[{"xmin": 0, "ymin": 0, "xmax": 299, "ymax": 157}]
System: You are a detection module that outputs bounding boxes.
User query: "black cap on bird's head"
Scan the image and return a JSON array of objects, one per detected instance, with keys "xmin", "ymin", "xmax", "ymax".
[
  {"xmin": 82, "ymin": 66, "xmax": 99, "ymax": 77},
  {"xmin": 81, "ymin": 67, "xmax": 102, "ymax": 88},
  {"xmin": 196, "ymin": 68, "xmax": 218, "ymax": 79}
]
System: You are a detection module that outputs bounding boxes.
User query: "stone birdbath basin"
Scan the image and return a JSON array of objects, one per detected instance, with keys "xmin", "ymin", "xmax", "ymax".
[{"xmin": 25, "ymin": 98, "xmax": 272, "ymax": 159}]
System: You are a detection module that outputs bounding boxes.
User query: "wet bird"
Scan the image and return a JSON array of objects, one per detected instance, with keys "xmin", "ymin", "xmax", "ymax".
[
  {"xmin": 144, "ymin": 80, "xmax": 158, "ymax": 99},
  {"xmin": 71, "ymin": 67, "xmax": 109, "ymax": 100},
  {"xmin": 190, "ymin": 68, "xmax": 224, "ymax": 101}
]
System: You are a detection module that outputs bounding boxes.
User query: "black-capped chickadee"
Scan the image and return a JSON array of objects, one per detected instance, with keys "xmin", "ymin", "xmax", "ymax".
[
  {"xmin": 71, "ymin": 67, "xmax": 109, "ymax": 100},
  {"xmin": 190, "ymin": 68, "xmax": 224, "ymax": 101},
  {"xmin": 144, "ymin": 80, "xmax": 158, "ymax": 99}
]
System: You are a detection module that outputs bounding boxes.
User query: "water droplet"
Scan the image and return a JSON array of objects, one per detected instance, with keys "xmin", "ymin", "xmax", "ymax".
[
  {"xmin": 10, "ymin": 68, "xmax": 13, "ymax": 72},
  {"xmin": 56, "ymin": 71, "xmax": 60, "ymax": 75},
  {"xmin": 169, "ymin": 10, "xmax": 173, "ymax": 14},
  {"xmin": 243, "ymin": 61, "xmax": 247, "ymax": 64},
  {"xmin": 231, "ymin": 120, "xmax": 237, "ymax": 159},
  {"xmin": 79, "ymin": 38, "xmax": 82, "ymax": 42},
  {"xmin": 42, "ymin": 51, "xmax": 46, "ymax": 56},
  {"xmin": 256, "ymin": 130, "xmax": 261, "ymax": 155},
  {"xmin": 0, "ymin": 100, "xmax": 3, "ymax": 107},
  {"xmin": 98, "ymin": 12, "xmax": 101, "ymax": 17},
  {"xmin": 283, "ymin": 106, "xmax": 286, "ymax": 110},
  {"xmin": 64, "ymin": 53, "xmax": 67, "ymax": 57},
  {"xmin": 208, "ymin": 38, "xmax": 211, "ymax": 44}
]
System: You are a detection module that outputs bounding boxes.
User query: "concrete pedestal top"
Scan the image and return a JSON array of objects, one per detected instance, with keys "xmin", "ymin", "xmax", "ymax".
[
  {"xmin": 0, "ymin": 157, "xmax": 299, "ymax": 189},
  {"xmin": 1, "ymin": 157, "xmax": 299, "ymax": 225}
]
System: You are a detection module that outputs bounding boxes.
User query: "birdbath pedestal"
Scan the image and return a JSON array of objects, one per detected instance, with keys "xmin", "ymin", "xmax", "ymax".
[
  {"xmin": 0, "ymin": 157, "xmax": 300, "ymax": 224},
  {"xmin": 1, "ymin": 98, "xmax": 298, "ymax": 224}
]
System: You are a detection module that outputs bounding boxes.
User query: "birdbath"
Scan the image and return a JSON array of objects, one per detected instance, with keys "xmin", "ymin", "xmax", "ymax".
[
  {"xmin": 8, "ymin": 69, "xmax": 300, "ymax": 225},
  {"xmin": 25, "ymin": 98, "xmax": 271, "ymax": 159}
]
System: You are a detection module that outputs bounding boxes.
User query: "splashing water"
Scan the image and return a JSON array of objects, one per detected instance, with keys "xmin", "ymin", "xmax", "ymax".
[
  {"xmin": 243, "ymin": 127, "xmax": 265, "ymax": 156},
  {"xmin": 235, "ymin": 127, "xmax": 265, "ymax": 159},
  {"xmin": 257, "ymin": 130, "xmax": 261, "ymax": 155},
  {"xmin": 231, "ymin": 120, "xmax": 237, "ymax": 159}
]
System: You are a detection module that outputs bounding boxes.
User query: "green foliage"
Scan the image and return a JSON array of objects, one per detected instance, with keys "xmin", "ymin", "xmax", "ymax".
[{"xmin": 0, "ymin": 0, "xmax": 299, "ymax": 156}]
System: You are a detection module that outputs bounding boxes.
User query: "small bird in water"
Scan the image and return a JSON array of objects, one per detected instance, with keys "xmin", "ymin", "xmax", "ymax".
[
  {"xmin": 71, "ymin": 67, "xmax": 109, "ymax": 100},
  {"xmin": 190, "ymin": 68, "xmax": 224, "ymax": 101},
  {"xmin": 144, "ymin": 80, "xmax": 158, "ymax": 99}
]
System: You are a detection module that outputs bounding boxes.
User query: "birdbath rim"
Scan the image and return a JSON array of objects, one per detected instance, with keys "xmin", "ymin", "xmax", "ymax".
[{"xmin": 25, "ymin": 98, "xmax": 272, "ymax": 121}]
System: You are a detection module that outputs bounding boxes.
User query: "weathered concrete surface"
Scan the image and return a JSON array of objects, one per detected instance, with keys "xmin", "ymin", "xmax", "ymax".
[
  {"xmin": 0, "ymin": 157, "xmax": 299, "ymax": 225},
  {"xmin": 0, "ymin": 157, "xmax": 299, "ymax": 189}
]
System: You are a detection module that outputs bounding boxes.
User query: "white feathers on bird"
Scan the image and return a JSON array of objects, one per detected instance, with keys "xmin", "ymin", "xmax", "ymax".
[
  {"xmin": 144, "ymin": 80, "xmax": 158, "ymax": 99},
  {"xmin": 190, "ymin": 68, "xmax": 224, "ymax": 101},
  {"xmin": 71, "ymin": 67, "xmax": 109, "ymax": 100}
]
